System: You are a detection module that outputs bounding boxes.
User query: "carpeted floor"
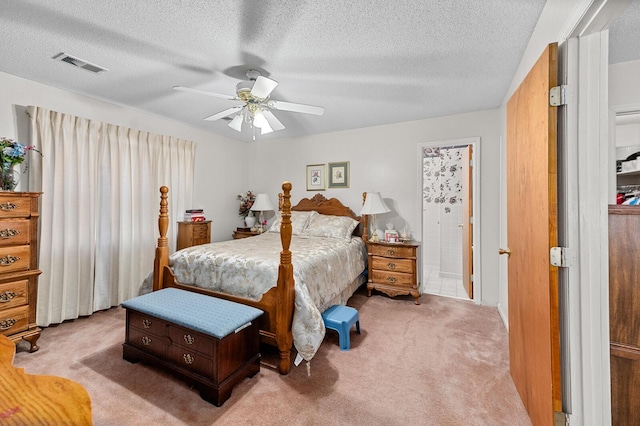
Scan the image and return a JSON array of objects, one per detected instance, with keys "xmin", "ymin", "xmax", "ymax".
[{"xmin": 13, "ymin": 289, "xmax": 531, "ymax": 425}]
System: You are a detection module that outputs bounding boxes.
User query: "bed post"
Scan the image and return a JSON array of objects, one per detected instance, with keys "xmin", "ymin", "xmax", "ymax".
[
  {"xmin": 276, "ymin": 181, "xmax": 295, "ymax": 374},
  {"xmin": 361, "ymin": 192, "xmax": 369, "ymax": 242},
  {"xmin": 153, "ymin": 186, "xmax": 170, "ymax": 292}
]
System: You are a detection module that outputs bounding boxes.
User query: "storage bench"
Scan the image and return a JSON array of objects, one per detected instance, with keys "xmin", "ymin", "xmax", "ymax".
[{"xmin": 122, "ymin": 288, "xmax": 263, "ymax": 406}]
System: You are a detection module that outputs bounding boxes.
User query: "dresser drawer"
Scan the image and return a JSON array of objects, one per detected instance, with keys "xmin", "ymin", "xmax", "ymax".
[
  {"xmin": 370, "ymin": 244, "xmax": 415, "ymax": 259},
  {"xmin": 0, "ymin": 198, "xmax": 32, "ymax": 219},
  {"xmin": 128, "ymin": 310, "xmax": 168, "ymax": 337},
  {"xmin": 0, "ymin": 245, "xmax": 31, "ymax": 273},
  {"xmin": 192, "ymin": 224, "xmax": 209, "ymax": 239},
  {"xmin": 0, "ymin": 305, "xmax": 28, "ymax": 336},
  {"xmin": 128, "ymin": 326, "xmax": 167, "ymax": 357},
  {"xmin": 371, "ymin": 256, "xmax": 414, "ymax": 274},
  {"xmin": 167, "ymin": 344, "xmax": 214, "ymax": 377},
  {"xmin": 0, "ymin": 279, "xmax": 28, "ymax": 310},
  {"xmin": 371, "ymin": 269, "xmax": 415, "ymax": 288},
  {"xmin": 0, "ymin": 219, "xmax": 30, "ymax": 247},
  {"xmin": 168, "ymin": 325, "xmax": 215, "ymax": 356}
]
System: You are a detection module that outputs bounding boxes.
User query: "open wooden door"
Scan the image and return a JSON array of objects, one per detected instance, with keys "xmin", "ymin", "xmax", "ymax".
[
  {"xmin": 461, "ymin": 145, "xmax": 473, "ymax": 298},
  {"xmin": 505, "ymin": 43, "xmax": 562, "ymax": 425}
]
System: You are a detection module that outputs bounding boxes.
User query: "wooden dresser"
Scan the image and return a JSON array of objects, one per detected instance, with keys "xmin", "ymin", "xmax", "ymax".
[
  {"xmin": 232, "ymin": 229, "xmax": 260, "ymax": 239},
  {"xmin": 608, "ymin": 205, "xmax": 640, "ymax": 424},
  {"xmin": 366, "ymin": 240, "xmax": 421, "ymax": 305},
  {"xmin": 177, "ymin": 220, "xmax": 211, "ymax": 250},
  {"xmin": 0, "ymin": 192, "xmax": 42, "ymax": 352}
]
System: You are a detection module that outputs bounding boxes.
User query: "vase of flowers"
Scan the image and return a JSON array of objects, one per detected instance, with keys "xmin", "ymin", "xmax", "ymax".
[
  {"xmin": 237, "ymin": 190, "xmax": 256, "ymax": 226},
  {"xmin": 0, "ymin": 137, "xmax": 42, "ymax": 191}
]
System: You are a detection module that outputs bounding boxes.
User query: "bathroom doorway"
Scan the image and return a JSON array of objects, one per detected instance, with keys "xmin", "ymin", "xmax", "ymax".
[{"xmin": 419, "ymin": 137, "xmax": 479, "ymax": 301}]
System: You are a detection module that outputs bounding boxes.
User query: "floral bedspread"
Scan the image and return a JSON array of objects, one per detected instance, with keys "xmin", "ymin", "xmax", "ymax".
[{"xmin": 169, "ymin": 232, "xmax": 367, "ymax": 361}]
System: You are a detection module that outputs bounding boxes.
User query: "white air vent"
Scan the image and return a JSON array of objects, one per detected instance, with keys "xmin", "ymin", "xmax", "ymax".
[{"xmin": 52, "ymin": 52, "xmax": 108, "ymax": 74}]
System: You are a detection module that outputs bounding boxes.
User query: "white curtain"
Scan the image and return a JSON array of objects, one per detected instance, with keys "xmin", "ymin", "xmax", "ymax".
[{"xmin": 28, "ymin": 107, "xmax": 196, "ymax": 326}]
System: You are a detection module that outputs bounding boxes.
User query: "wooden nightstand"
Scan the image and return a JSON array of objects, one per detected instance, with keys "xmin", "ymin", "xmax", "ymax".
[
  {"xmin": 232, "ymin": 229, "xmax": 260, "ymax": 239},
  {"xmin": 366, "ymin": 240, "xmax": 421, "ymax": 305},
  {"xmin": 177, "ymin": 221, "xmax": 211, "ymax": 250}
]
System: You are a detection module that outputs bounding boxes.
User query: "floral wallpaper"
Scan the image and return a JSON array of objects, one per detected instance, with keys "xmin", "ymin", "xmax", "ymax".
[{"xmin": 422, "ymin": 146, "xmax": 464, "ymax": 213}]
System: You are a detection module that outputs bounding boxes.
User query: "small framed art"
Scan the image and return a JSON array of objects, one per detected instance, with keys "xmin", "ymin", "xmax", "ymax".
[
  {"xmin": 385, "ymin": 230, "xmax": 400, "ymax": 243},
  {"xmin": 306, "ymin": 164, "xmax": 326, "ymax": 191},
  {"xmin": 328, "ymin": 161, "xmax": 350, "ymax": 188}
]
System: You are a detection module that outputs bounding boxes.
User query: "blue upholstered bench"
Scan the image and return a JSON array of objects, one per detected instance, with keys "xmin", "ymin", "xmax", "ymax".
[
  {"xmin": 122, "ymin": 288, "xmax": 263, "ymax": 406},
  {"xmin": 322, "ymin": 305, "xmax": 360, "ymax": 351}
]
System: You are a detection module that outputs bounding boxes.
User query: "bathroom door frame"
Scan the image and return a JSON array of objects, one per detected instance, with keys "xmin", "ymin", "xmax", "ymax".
[{"xmin": 417, "ymin": 136, "xmax": 481, "ymax": 303}]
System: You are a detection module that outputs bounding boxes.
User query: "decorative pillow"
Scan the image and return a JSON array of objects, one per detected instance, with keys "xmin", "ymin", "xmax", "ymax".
[
  {"xmin": 302, "ymin": 213, "xmax": 359, "ymax": 240},
  {"xmin": 268, "ymin": 210, "xmax": 317, "ymax": 235}
]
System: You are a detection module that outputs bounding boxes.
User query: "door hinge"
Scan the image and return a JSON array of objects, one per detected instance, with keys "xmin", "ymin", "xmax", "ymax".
[
  {"xmin": 550, "ymin": 247, "xmax": 574, "ymax": 267},
  {"xmin": 469, "ymin": 274, "xmax": 474, "ymax": 282},
  {"xmin": 469, "ymin": 216, "xmax": 474, "ymax": 224},
  {"xmin": 550, "ymin": 85, "xmax": 568, "ymax": 106}
]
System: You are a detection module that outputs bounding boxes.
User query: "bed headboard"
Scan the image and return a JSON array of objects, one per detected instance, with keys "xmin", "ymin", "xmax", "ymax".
[{"xmin": 279, "ymin": 193, "xmax": 365, "ymax": 237}]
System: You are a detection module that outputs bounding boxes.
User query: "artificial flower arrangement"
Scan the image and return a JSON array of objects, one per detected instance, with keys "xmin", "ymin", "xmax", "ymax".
[
  {"xmin": 237, "ymin": 190, "xmax": 256, "ymax": 217},
  {"xmin": 0, "ymin": 137, "xmax": 42, "ymax": 190}
]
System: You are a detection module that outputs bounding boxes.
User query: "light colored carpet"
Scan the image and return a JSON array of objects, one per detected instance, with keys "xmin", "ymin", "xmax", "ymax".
[{"xmin": 13, "ymin": 289, "xmax": 531, "ymax": 425}]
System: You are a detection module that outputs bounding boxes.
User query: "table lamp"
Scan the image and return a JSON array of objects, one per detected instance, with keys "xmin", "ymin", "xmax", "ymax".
[
  {"xmin": 360, "ymin": 192, "xmax": 391, "ymax": 242},
  {"xmin": 250, "ymin": 193, "xmax": 275, "ymax": 233}
]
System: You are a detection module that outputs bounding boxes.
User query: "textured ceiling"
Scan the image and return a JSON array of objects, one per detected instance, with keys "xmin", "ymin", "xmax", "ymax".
[
  {"xmin": 610, "ymin": 0, "xmax": 640, "ymax": 65},
  {"xmin": 1, "ymin": 0, "xmax": 633, "ymax": 142}
]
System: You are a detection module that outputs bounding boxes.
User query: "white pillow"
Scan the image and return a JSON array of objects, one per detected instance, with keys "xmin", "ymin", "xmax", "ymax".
[
  {"xmin": 268, "ymin": 210, "xmax": 317, "ymax": 235},
  {"xmin": 302, "ymin": 213, "xmax": 359, "ymax": 240}
]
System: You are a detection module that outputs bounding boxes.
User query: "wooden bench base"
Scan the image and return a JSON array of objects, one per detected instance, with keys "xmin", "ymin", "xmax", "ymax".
[{"xmin": 123, "ymin": 307, "xmax": 261, "ymax": 407}]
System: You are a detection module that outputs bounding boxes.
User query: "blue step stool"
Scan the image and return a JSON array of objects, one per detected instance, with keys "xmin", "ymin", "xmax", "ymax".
[{"xmin": 322, "ymin": 305, "xmax": 360, "ymax": 351}]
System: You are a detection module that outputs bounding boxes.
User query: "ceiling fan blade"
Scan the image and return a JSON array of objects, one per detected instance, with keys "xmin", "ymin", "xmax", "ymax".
[
  {"xmin": 268, "ymin": 100, "xmax": 324, "ymax": 116},
  {"xmin": 263, "ymin": 110, "xmax": 285, "ymax": 131},
  {"xmin": 251, "ymin": 76, "xmax": 278, "ymax": 99},
  {"xmin": 173, "ymin": 85, "xmax": 238, "ymax": 101},
  {"xmin": 204, "ymin": 106, "xmax": 243, "ymax": 121}
]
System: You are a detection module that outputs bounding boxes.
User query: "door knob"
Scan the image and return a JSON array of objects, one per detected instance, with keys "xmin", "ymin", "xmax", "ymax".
[{"xmin": 499, "ymin": 248, "xmax": 511, "ymax": 257}]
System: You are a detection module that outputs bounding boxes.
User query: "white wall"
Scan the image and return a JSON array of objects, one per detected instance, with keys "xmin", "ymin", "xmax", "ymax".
[
  {"xmin": 1, "ymin": 71, "xmax": 503, "ymax": 305},
  {"xmin": 0, "ymin": 71, "xmax": 248, "ymax": 244},
  {"xmin": 610, "ymin": 59, "xmax": 640, "ymax": 111},
  {"xmin": 245, "ymin": 109, "xmax": 502, "ymax": 306}
]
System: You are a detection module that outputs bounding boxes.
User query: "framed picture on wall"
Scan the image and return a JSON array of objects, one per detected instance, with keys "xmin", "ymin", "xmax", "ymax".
[
  {"xmin": 328, "ymin": 161, "xmax": 350, "ymax": 188},
  {"xmin": 306, "ymin": 164, "xmax": 326, "ymax": 191}
]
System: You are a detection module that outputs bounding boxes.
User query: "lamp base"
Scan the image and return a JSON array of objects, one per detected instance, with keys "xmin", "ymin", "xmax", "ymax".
[{"xmin": 370, "ymin": 229, "xmax": 380, "ymax": 242}]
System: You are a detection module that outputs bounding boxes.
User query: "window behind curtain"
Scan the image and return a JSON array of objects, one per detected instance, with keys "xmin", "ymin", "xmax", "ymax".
[{"xmin": 28, "ymin": 106, "xmax": 195, "ymax": 326}]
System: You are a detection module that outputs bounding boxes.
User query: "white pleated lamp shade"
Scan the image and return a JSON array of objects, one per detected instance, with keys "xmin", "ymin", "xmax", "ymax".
[
  {"xmin": 360, "ymin": 192, "xmax": 391, "ymax": 215},
  {"xmin": 250, "ymin": 193, "xmax": 275, "ymax": 212}
]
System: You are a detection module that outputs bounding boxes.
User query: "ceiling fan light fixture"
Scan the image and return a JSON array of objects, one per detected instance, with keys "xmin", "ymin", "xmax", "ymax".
[
  {"xmin": 253, "ymin": 110, "xmax": 272, "ymax": 133},
  {"xmin": 229, "ymin": 114, "xmax": 243, "ymax": 132}
]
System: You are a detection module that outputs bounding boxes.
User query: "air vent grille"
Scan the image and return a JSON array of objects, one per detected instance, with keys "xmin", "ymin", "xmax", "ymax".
[{"xmin": 52, "ymin": 53, "xmax": 108, "ymax": 74}]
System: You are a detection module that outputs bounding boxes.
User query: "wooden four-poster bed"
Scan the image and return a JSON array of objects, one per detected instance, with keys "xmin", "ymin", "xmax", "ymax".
[{"xmin": 151, "ymin": 182, "xmax": 368, "ymax": 375}]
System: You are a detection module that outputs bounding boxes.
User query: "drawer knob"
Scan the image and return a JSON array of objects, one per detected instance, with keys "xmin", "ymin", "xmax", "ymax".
[
  {"xmin": 387, "ymin": 263, "xmax": 397, "ymax": 269},
  {"xmin": 0, "ymin": 202, "xmax": 18, "ymax": 211},
  {"xmin": 387, "ymin": 276, "xmax": 397, "ymax": 283},
  {"xmin": 0, "ymin": 255, "xmax": 20, "ymax": 266},
  {"xmin": 141, "ymin": 336, "xmax": 152, "ymax": 346},
  {"xmin": 183, "ymin": 353, "xmax": 195, "ymax": 365},
  {"xmin": 386, "ymin": 249, "xmax": 395, "ymax": 256},
  {"xmin": 0, "ymin": 291, "xmax": 17, "ymax": 303},
  {"xmin": 0, "ymin": 228, "xmax": 20, "ymax": 239},
  {"xmin": 142, "ymin": 319, "xmax": 152, "ymax": 329},
  {"xmin": 0, "ymin": 318, "xmax": 17, "ymax": 331},
  {"xmin": 183, "ymin": 334, "xmax": 195, "ymax": 345}
]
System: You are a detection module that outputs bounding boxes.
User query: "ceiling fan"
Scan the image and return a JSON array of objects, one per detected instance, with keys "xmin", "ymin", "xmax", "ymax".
[{"xmin": 173, "ymin": 70, "xmax": 324, "ymax": 138}]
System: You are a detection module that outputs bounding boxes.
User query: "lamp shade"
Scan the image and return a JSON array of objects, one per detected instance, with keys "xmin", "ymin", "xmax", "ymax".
[
  {"xmin": 360, "ymin": 192, "xmax": 391, "ymax": 215},
  {"xmin": 250, "ymin": 193, "xmax": 275, "ymax": 212}
]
